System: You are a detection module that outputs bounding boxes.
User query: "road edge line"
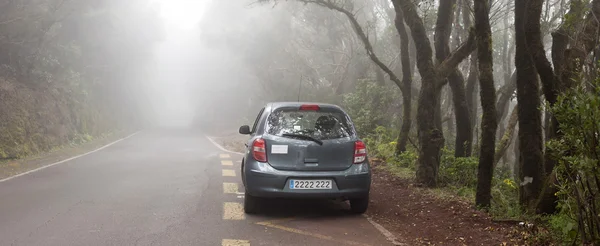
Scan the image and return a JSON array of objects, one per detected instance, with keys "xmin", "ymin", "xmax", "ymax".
[
  {"xmin": 0, "ymin": 130, "xmax": 141, "ymax": 183},
  {"xmin": 205, "ymin": 135, "xmax": 244, "ymax": 155},
  {"xmin": 363, "ymin": 214, "xmax": 408, "ymax": 246}
]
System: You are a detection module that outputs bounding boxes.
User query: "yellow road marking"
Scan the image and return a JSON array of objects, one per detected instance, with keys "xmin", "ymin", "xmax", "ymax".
[
  {"xmin": 222, "ymin": 239, "xmax": 250, "ymax": 246},
  {"xmin": 221, "ymin": 160, "xmax": 234, "ymax": 166},
  {"xmin": 255, "ymin": 221, "xmax": 370, "ymax": 246},
  {"xmin": 256, "ymin": 217, "xmax": 296, "ymax": 225},
  {"xmin": 223, "ymin": 183, "xmax": 239, "ymax": 194},
  {"xmin": 220, "ymin": 154, "xmax": 231, "ymax": 159},
  {"xmin": 223, "ymin": 202, "xmax": 245, "ymax": 220},
  {"xmin": 222, "ymin": 169, "xmax": 236, "ymax": 177}
]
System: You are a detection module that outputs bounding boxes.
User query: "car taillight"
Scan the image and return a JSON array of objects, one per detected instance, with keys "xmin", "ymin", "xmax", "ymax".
[
  {"xmin": 299, "ymin": 104, "xmax": 320, "ymax": 110},
  {"xmin": 354, "ymin": 140, "xmax": 367, "ymax": 164},
  {"xmin": 252, "ymin": 138, "xmax": 267, "ymax": 162}
]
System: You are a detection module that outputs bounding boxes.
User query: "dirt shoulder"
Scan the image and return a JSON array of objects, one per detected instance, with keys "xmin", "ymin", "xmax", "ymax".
[
  {"xmin": 212, "ymin": 134, "xmax": 526, "ymax": 246},
  {"xmin": 0, "ymin": 131, "xmax": 133, "ymax": 181},
  {"xmin": 368, "ymin": 161, "xmax": 525, "ymax": 246}
]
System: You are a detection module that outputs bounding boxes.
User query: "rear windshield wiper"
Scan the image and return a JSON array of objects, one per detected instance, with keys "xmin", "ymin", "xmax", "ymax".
[{"xmin": 281, "ymin": 133, "xmax": 323, "ymax": 145}]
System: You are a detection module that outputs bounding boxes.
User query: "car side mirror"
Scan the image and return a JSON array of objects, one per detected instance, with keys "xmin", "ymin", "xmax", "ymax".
[{"xmin": 239, "ymin": 125, "xmax": 251, "ymax": 135}]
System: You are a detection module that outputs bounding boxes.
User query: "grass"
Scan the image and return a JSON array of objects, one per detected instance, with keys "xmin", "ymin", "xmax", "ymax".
[{"xmin": 376, "ymin": 162, "xmax": 474, "ymax": 204}]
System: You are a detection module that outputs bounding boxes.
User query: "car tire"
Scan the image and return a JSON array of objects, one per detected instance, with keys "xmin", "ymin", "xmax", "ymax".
[
  {"xmin": 241, "ymin": 160, "xmax": 246, "ymax": 187},
  {"xmin": 244, "ymin": 192, "xmax": 259, "ymax": 214},
  {"xmin": 349, "ymin": 197, "xmax": 369, "ymax": 214}
]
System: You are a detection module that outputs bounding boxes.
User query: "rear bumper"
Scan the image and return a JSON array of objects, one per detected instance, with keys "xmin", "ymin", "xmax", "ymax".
[{"xmin": 243, "ymin": 160, "xmax": 371, "ymax": 199}]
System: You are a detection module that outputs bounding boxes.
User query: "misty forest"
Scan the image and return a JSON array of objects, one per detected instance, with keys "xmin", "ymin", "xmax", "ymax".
[{"xmin": 1, "ymin": 0, "xmax": 600, "ymax": 245}]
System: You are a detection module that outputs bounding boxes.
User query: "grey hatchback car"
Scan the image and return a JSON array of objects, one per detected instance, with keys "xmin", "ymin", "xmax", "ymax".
[{"xmin": 238, "ymin": 102, "xmax": 371, "ymax": 214}]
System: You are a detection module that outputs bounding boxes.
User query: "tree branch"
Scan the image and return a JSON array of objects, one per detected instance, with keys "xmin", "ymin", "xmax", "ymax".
[
  {"xmin": 436, "ymin": 28, "xmax": 477, "ymax": 81},
  {"xmin": 305, "ymin": 0, "xmax": 405, "ymax": 92},
  {"xmin": 525, "ymin": 0, "xmax": 559, "ymax": 105},
  {"xmin": 393, "ymin": 0, "xmax": 436, "ymax": 83},
  {"xmin": 575, "ymin": 0, "xmax": 600, "ymax": 56}
]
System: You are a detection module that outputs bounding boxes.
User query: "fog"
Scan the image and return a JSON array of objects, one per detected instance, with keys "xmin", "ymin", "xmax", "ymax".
[
  {"xmin": 121, "ymin": 0, "xmax": 384, "ymax": 132},
  {"xmin": 0, "ymin": 0, "xmax": 519, "ymax": 141},
  {"xmin": 139, "ymin": 0, "xmax": 271, "ymax": 130}
]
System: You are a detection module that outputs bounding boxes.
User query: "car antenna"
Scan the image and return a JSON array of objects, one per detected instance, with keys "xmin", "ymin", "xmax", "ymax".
[{"xmin": 297, "ymin": 74, "xmax": 303, "ymax": 102}]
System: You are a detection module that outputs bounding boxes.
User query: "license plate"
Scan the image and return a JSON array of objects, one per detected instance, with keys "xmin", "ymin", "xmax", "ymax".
[{"xmin": 289, "ymin": 179, "xmax": 332, "ymax": 189}]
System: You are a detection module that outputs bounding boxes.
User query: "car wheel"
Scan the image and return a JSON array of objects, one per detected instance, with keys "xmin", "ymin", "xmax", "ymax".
[
  {"xmin": 241, "ymin": 160, "xmax": 245, "ymax": 187},
  {"xmin": 349, "ymin": 197, "xmax": 369, "ymax": 214},
  {"xmin": 244, "ymin": 192, "xmax": 259, "ymax": 214}
]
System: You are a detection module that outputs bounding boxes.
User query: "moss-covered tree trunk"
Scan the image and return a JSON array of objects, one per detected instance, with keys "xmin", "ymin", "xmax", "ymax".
[
  {"xmin": 394, "ymin": 6, "xmax": 413, "ymax": 154},
  {"xmin": 535, "ymin": 0, "xmax": 600, "ymax": 214},
  {"xmin": 394, "ymin": 0, "xmax": 476, "ymax": 187},
  {"xmin": 524, "ymin": 0, "xmax": 559, "ymax": 214},
  {"xmin": 515, "ymin": 0, "xmax": 545, "ymax": 210},
  {"xmin": 434, "ymin": 0, "xmax": 472, "ymax": 158},
  {"xmin": 463, "ymin": 0, "xmax": 479, "ymax": 148},
  {"xmin": 474, "ymin": 0, "xmax": 498, "ymax": 208}
]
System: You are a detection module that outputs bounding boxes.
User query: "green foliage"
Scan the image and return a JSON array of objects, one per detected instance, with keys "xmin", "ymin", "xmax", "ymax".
[
  {"xmin": 363, "ymin": 125, "xmax": 521, "ymax": 220},
  {"xmin": 70, "ymin": 133, "xmax": 94, "ymax": 146},
  {"xmin": 343, "ymin": 80, "xmax": 399, "ymax": 137},
  {"xmin": 438, "ymin": 147, "xmax": 479, "ymax": 188},
  {"xmin": 490, "ymin": 167, "xmax": 521, "ymax": 219},
  {"xmin": 363, "ymin": 126, "xmax": 398, "ymax": 157},
  {"xmin": 545, "ymin": 76, "xmax": 600, "ymax": 245},
  {"xmin": 547, "ymin": 212, "xmax": 579, "ymax": 244}
]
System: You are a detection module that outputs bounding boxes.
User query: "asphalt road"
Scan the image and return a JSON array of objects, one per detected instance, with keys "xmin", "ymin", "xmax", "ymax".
[{"xmin": 0, "ymin": 129, "xmax": 392, "ymax": 246}]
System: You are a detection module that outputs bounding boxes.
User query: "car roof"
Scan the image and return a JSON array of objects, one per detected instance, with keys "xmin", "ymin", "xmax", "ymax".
[{"xmin": 266, "ymin": 102, "xmax": 344, "ymax": 111}]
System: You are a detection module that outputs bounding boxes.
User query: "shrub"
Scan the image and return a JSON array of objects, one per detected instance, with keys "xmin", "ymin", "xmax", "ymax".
[
  {"xmin": 363, "ymin": 126, "xmax": 398, "ymax": 158},
  {"xmin": 546, "ymin": 76, "xmax": 600, "ymax": 245},
  {"xmin": 438, "ymin": 147, "xmax": 479, "ymax": 188},
  {"xmin": 342, "ymin": 80, "xmax": 399, "ymax": 137},
  {"xmin": 490, "ymin": 168, "xmax": 521, "ymax": 219}
]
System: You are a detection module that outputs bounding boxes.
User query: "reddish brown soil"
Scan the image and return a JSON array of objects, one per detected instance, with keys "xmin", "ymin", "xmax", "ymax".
[{"xmin": 367, "ymin": 161, "xmax": 525, "ymax": 246}]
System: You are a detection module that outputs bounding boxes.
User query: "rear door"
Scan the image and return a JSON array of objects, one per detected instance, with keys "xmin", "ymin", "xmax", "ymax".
[{"xmin": 263, "ymin": 105, "xmax": 356, "ymax": 171}]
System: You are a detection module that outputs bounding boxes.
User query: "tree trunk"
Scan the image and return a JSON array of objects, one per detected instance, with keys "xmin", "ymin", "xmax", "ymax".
[
  {"xmin": 444, "ymin": 89, "xmax": 455, "ymax": 140},
  {"xmin": 462, "ymin": 0, "xmax": 479, "ymax": 148},
  {"xmin": 500, "ymin": 15, "xmax": 514, "ymax": 146},
  {"xmin": 515, "ymin": 0, "xmax": 545, "ymax": 211},
  {"xmin": 535, "ymin": 0, "xmax": 600, "ymax": 215},
  {"xmin": 395, "ymin": 0, "xmax": 444, "ymax": 187},
  {"xmin": 495, "ymin": 71, "xmax": 517, "ymax": 141},
  {"xmin": 474, "ymin": 0, "xmax": 498, "ymax": 208},
  {"xmin": 452, "ymin": 0, "xmax": 463, "ymax": 50},
  {"xmin": 466, "ymin": 55, "xmax": 479, "ymax": 144},
  {"xmin": 501, "ymin": 2, "xmax": 511, "ymax": 82},
  {"xmin": 449, "ymin": 70, "xmax": 472, "ymax": 157},
  {"xmin": 394, "ymin": 0, "xmax": 476, "ymax": 187},
  {"xmin": 394, "ymin": 6, "xmax": 413, "ymax": 154},
  {"xmin": 513, "ymin": 130, "xmax": 520, "ymax": 179},
  {"xmin": 434, "ymin": 0, "xmax": 472, "ymax": 157},
  {"xmin": 495, "ymin": 105, "xmax": 518, "ymax": 167},
  {"xmin": 434, "ymin": 89, "xmax": 443, "ymax": 133}
]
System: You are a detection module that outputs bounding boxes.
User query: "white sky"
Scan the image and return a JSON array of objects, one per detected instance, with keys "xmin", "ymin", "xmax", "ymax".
[
  {"xmin": 151, "ymin": 0, "xmax": 209, "ymax": 30},
  {"xmin": 145, "ymin": 0, "xmax": 210, "ymax": 127}
]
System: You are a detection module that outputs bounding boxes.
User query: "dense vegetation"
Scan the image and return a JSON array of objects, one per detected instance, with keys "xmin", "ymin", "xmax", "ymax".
[
  {"xmin": 202, "ymin": 0, "xmax": 600, "ymax": 244},
  {"xmin": 0, "ymin": 0, "xmax": 163, "ymax": 159}
]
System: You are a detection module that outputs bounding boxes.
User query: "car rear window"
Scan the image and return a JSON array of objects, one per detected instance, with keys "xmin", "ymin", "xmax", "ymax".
[{"xmin": 265, "ymin": 108, "xmax": 355, "ymax": 140}]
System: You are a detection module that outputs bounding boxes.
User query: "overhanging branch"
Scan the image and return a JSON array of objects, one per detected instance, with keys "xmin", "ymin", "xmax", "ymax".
[
  {"xmin": 302, "ymin": 0, "xmax": 405, "ymax": 92},
  {"xmin": 436, "ymin": 28, "xmax": 476, "ymax": 82}
]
